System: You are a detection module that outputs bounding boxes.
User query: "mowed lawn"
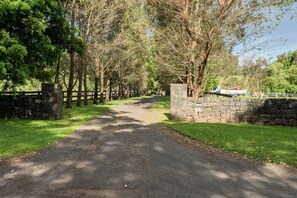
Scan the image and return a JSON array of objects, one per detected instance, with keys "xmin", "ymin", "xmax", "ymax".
[
  {"xmin": 0, "ymin": 97, "xmax": 143, "ymax": 159},
  {"xmin": 154, "ymin": 96, "xmax": 297, "ymax": 167}
]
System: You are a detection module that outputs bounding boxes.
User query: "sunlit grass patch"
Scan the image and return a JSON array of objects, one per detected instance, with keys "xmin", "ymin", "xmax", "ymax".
[
  {"xmin": 0, "ymin": 97, "xmax": 144, "ymax": 159},
  {"xmin": 152, "ymin": 95, "xmax": 297, "ymax": 167},
  {"xmin": 152, "ymin": 96, "xmax": 170, "ymax": 110},
  {"xmin": 164, "ymin": 122, "xmax": 297, "ymax": 166}
]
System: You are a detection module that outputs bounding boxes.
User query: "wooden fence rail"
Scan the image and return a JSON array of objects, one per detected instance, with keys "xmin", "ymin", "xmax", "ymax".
[
  {"xmin": 62, "ymin": 91, "xmax": 95, "ymax": 103},
  {"xmin": 1, "ymin": 89, "xmax": 140, "ymax": 104},
  {"xmin": 0, "ymin": 91, "xmax": 42, "ymax": 96}
]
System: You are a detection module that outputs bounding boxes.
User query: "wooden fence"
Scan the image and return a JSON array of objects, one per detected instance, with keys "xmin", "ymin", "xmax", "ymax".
[
  {"xmin": 1, "ymin": 89, "xmax": 140, "ymax": 105},
  {"xmin": 0, "ymin": 91, "xmax": 42, "ymax": 96},
  {"xmin": 62, "ymin": 90, "xmax": 139, "ymax": 103},
  {"xmin": 62, "ymin": 91, "xmax": 95, "ymax": 103}
]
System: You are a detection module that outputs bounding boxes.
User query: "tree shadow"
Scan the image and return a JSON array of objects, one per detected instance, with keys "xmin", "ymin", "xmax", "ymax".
[
  {"xmin": 237, "ymin": 98, "xmax": 297, "ymax": 127},
  {"xmin": 1, "ymin": 111, "xmax": 297, "ymax": 198},
  {"xmin": 164, "ymin": 113, "xmax": 172, "ymax": 120}
]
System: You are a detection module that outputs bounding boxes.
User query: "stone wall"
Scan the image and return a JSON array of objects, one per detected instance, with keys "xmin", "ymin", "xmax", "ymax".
[
  {"xmin": 170, "ymin": 84, "xmax": 297, "ymax": 126},
  {"xmin": 0, "ymin": 83, "xmax": 63, "ymax": 120}
]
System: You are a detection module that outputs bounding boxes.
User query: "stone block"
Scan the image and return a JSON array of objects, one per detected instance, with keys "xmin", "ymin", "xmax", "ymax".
[
  {"xmin": 194, "ymin": 117, "xmax": 208, "ymax": 123},
  {"xmin": 287, "ymin": 114, "xmax": 296, "ymax": 119},
  {"xmin": 49, "ymin": 116, "xmax": 56, "ymax": 120},
  {"xmin": 281, "ymin": 118, "xmax": 288, "ymax": 125},
  {"xmin": 289, "ymin": 119, "xmax": 297, "ymax": 126},
  {"xmin": 274, "ymin": 118, "xmax": 282, "ymax": 125},
  {"xmin": 289, "ymin": 102, "xmax": 297, "ymax": 109},
  {"xmin": 220, "ymin": 118, "xmax": 227, "ymax": 123},
  {"xmin": 207, "ymin": 118, "xmax": 221, "ymax": 123},
  {"xmin": 259, "ymin": 118, "xmax": 271, "ymax": 123},
  {"xmin": 214, "ymin": 111, "xmax": 221, "ymax": 116}
]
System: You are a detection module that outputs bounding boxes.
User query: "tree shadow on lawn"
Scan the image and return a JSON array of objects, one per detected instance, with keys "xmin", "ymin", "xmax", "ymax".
[
  {"xmin": 0, "ymin": 104, "xmax": 113, "ymax": 159},
  {"xmin": 163, "ymin": 121, "xmax": 297, "ymax": 167},
  {"xmin": 163, "ymin": 113, "xmax": 173, "ymax": 120},
  {"xmin": 0, "ymin": 113, "xmax": 297, "ymax": 197},
  {"xmin": 0, "ymin": 97, "xmax": 148, "ymax": 160}
]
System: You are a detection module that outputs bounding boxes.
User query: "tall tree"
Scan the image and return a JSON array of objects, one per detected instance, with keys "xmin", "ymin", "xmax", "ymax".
[
  {"xmin": 66, "ymin": 0, "xmax": 77, "ymax": 108},
  {"xmin": 0, "ymin": 0, "xmax": 71, "ymax": 90},
  {"xmin": 264, "ymin": 51, "xmax": 297, "ymax": 93},
  {"xmin": 149, "ymin": 0, "xmax": 292, "ymax": 97}
]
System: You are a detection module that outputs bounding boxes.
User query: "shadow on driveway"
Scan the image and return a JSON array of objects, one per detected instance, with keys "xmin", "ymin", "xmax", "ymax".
[{"xmin": 0, "ymin": 97, "xmax": 296, "ymax": 198}]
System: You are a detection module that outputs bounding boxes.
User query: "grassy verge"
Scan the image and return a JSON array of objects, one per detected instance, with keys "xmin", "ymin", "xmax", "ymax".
[
  {"xmin": 0, "ymin": 97, "xmax": 144, "ymax": 159},
  {"xmin": 153, "ymin": 96, "xmax": 297, "ymax": 167},
  {"xmin": 152, "ymin": 96, "xmax": 171, "ymax": 122}
]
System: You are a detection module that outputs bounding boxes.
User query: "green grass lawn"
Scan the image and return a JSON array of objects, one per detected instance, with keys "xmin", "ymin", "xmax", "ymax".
[
  {"xmin": 153, "ymin": 96, "xmax": 297, "ymax": 167},
  {"xmin": 0, "ymin": 97, "xmax": 143, "ymax": 159},
  {"xmin": 152, "ymin": 96, "xmax": 171, "ymax": 122},
  {"xmin": 152, "ymin": 96, "xmax": 170, "ymax": 110}
]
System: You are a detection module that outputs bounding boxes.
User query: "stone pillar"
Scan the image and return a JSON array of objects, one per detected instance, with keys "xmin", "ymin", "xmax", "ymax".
[
  {"xmin": 170, "ymin": 84, "xmax": 188, "ymax": 120},
  {"xmin": 41, "ymin": 83, "xmax": 63, "ymax": 120}
]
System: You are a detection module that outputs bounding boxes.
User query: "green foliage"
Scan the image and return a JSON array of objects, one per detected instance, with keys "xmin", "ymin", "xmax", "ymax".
[
  {"xmin": 204, "ymin": 76, "xmax": 219, "ymax": 92},
  {"xmin": 0, "ymin": 0, "xmax": 71, "ymax": 89},
  {"xmin": 239, "ymin": 58, "xmax": 267, "ymax": 93},
  {"xmin": 220, "ymin": 75, "xmax": 244, "ymax": 89},
  {"xmin": 146, "ymin": 59, "xmax": 161, "ymax": 94},
  {"xmin": 151, "ymin": 96, "xmax": 171, "ymax": 122},
  {"xmin": 264, "ymin": 51, "xmax": 297, "ymax": 93},
  {"xmin": 165, "ymin": 122, "xmax": 297, "ymax": 167},
  {"xmin": 152, "ymin": 96, "xmax": 170, "ymax": 110},
  {"xmin": 283, "ymin": 50, "xmax": 297, "ymax": 68}
]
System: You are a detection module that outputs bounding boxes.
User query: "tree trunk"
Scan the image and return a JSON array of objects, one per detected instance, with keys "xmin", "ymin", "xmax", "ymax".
[
  {"xmin": 109, "ymin": 77, "xmax": 113, "ymax": 101},
  {"xmin": 83, "ymin": 61, "xmax": 88, "ymax": 106},
  {"xmin": 76, "ymin": 7, "xmax": 84, "ymax": 107},
  {"xmin": 66, "ymin": 53, "xmax": 75, "ymax": 108},
  {"xmin": 195, "ymin": 42, "xmax": 210, "ymax": 98},
  {"xmin": 66, "ymin": 1, "xmax": 76, "ymax": 109},
  {"xmin": 76, "ymin": 57, "xmax": 83, "ymax": 107},
  {"xmin": 55, "ymin": 56, "xmax": 61, "ymax": 83},
  {"xmin": 94, "ymin": 57, "xmax": 99, "ymax": 104},
  {"xmin": 117, "ymin": 65, "xmax": 122, "ymax": 100},
  {"xmin": 100, "ymin": 63, "xmax": 104, "ymax": 103},
  {"xmin": 106, "ymin": 76, "xmax": 111, "ymax": 101},
  {"xmin": 187, "ymin": 40, "xmax": 197, "ymax": 97}
]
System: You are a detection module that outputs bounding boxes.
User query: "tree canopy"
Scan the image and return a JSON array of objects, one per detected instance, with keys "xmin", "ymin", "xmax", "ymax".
[
  {"xmin": 0, "ymin": 0, "xmax": 296, "ymax": 100},
  {"xmin": 0, "ymin": 0, "xmax": 71, "ymax": 89},
  {"xmin": 264, "ymin": 51, "xmax": 297, "ymax": 93},
  {"xmin": 148, "ymin": 0, "xmax": 293, "ymax": 96}
]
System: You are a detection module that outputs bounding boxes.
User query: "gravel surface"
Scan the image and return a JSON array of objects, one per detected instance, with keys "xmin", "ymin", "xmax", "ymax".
[{"xmin": 0, "ymin": 97, "xmax": 297, "ymax": 198}]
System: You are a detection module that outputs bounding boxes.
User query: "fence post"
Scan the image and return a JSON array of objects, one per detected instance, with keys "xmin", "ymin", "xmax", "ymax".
[
  {"xmin": 41, "ymin": 83, "xmax": 63, "ymax": 120},
  {"xmin": 170, "ymin": 84, "xmax": 188, "ymax": 121}
]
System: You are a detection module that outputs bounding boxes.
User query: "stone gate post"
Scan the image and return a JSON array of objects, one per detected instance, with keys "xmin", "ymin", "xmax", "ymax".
[
  {"xmin": 41, "ymin": 83, "xmax": 63, "ymax": 120},
  {"xmin": 170, "ymin": 84, "xmax": 188, "ymax": 120}
]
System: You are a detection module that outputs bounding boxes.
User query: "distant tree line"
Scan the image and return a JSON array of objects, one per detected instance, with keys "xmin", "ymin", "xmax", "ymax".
[
  {"xmin": 147, "ymin": 0, "xmax": 294, "ymax": 97},
  {"xmin": 0, "ymin": 0, "xmax": 295, "ymax": 106},
  {"xmin": 264, "ymin": 51, "xmax": 297, "ymax": 93},
  {"xmin": 0, "ymin": 0, "xmax": 160, "ymax": 108}
]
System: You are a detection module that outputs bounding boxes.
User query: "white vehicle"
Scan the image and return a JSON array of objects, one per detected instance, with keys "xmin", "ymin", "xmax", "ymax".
[
  {"xmin": 210, "ymin": 87, "xmax": 247, "ymax": 96},
  {"xmin": 219, "ymin": 89, "xmax": 247, "ymax": 96}
]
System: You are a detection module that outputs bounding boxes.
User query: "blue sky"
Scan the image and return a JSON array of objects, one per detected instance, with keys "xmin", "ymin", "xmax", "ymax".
[{"xmin": 233, "ymin": 4, "xmax": 297, "ymax": 64}]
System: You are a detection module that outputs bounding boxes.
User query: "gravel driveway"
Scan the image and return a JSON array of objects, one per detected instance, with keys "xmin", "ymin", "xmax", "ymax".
[{"xmin": 0, "ymin": 97, "xmax": 297, "ymax": 198}]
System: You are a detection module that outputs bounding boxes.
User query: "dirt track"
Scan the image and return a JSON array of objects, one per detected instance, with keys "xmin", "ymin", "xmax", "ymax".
[{"xmin": 0, "ymin": 97, "xmax": 297, "ymax": 198}]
